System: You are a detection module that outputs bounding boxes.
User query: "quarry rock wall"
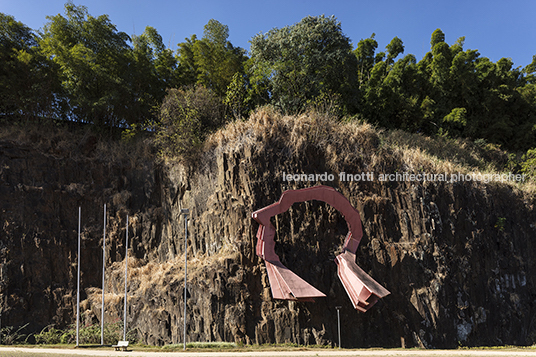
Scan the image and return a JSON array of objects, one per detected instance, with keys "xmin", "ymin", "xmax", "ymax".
[{"xmin": 1, "ymin": 118, "xmax": 535, "ymax": 348}]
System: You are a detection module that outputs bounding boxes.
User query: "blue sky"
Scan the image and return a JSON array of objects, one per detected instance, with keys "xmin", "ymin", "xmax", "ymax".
[{"xmin": 1, "ymin": 0, "xmax": 535, "ymax": 68}]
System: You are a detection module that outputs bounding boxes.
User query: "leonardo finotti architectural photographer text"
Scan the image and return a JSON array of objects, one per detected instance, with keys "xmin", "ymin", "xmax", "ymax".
[{"xmin": 282, "ymin": 171, "xmax": 527, "ymax": 184}]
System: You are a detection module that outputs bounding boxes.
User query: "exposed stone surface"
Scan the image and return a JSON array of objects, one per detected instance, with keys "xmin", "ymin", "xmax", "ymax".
[{"xmin": 1, "ymin": 115, "xmax": 535, "ymax": 348}]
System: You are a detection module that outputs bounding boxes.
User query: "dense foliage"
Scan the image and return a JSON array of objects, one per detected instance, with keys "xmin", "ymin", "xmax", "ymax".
[
  {"xmin": 248, "ymin": 15, "xmax": 358, "ymax": 114},
  {"xmin": 1, "ymin": 3, "xmax": 535, "ymax": 166},
  {"xmin": 356, "ymin": 29, "xmax": 536, "ymax": 151},
  {"xmin": 0, "ymin": 13, "xmax": 62, "ymax": 121},
  {"xmin": 155, "ymin": 85, "xmax": 224, "ymax": 161}
]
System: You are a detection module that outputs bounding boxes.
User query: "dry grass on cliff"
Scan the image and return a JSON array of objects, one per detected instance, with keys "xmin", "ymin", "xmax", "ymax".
[
  {"xmin": 207, "ymin": 106, "xmax": 379, "ymax": 155},
  {"xmin": 205, "ymin": 107, "xmax": 462, "ymax": 176},
  {"xmin": 206, "ymin": 106, "xmax": 381, "ymax": 171},
  {"xmin": 382, "ymin": 131, "xmax": 535, "ymax": 194},
  {"xmin": 205, "ymin": 107, "xmax": 534, "ymax": 194},
  {"xmin": 0, "ymin": 121, "xmax": 153, "ymax": 167},
  {"xmin": 135, "ymin": 260, "xmax": 175, "ymax": 292},
  {"xmin": 384, "ymin": 129, "xmax": 510, "ymax": 173},
  {"xmin": 95, "ymin": 247, "xmax": 240, "ymax": 297},
  {"xmin": 85, "ymin": 287, "xmax": 124, "ymax": 307}
]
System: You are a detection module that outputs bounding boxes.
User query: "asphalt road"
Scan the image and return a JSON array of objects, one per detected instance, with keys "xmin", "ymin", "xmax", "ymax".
[{"xmin": 1, "ymin": 347, "xmax": 536, "ymax": 357}]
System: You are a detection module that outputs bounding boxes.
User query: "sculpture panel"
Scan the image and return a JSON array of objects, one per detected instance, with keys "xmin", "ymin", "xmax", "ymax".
[{"xmin": 251, "ymin": 185, "xmax": 390, "ymax": 311}]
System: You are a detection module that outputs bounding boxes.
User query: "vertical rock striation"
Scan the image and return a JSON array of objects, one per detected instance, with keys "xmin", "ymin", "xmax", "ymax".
[{"xmin": 1, "ymin": 113, "xmax": 535, "ymax": 348}]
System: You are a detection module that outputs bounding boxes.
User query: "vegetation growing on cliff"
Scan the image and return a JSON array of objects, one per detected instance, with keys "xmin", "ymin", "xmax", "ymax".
[
  {"xmin": 1, "ymin": 97, "xmax": 535, "ymax": 348},
  {"xmin": 3, "ymin": 5, "xmax": 536, "ymax": 348},
  {"xmin": 206, "ymin": 107, "xmax": 534, "ymax": 192},
  {"xmin": 1, "ymin": 3, "xmax": 535, "ymax": 174}
]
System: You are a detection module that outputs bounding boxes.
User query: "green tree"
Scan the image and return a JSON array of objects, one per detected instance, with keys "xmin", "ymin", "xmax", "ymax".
[
  {"xmin": 132, "ymin": 26, "xmax": 178, "ymax": 121},
  {"xmin": 176, "ymin": 19, "xmax": 246, "ymax": 97},
  {"xmin": 430, "ymin": 28, "xmax": 445, "ymax": 48},
  {"xmin": 386, "ymin": 36, "xmax": 404, "ymax": 65},
  {"xmin": 40, "ymin": 2, "xmax": 134, "ymax": 127},
  {"xmin": 0, "ymin": 13, "xmax": 62, "ymax": 122},
  {"xmin": 354, "ymin": 34, "xmax": 379, "ymax": 87},
  {"xmin": 357, "ymin": 34, "xmax": 427, "ymax": 131},
  {"xmin": 524, "ymin": 55, "xmax": 536, "ymax": 84},
  {"xmin": 224, "ymin": 72, "xmax": 251, "ymax": 119},
  {"xmin": 248, "ymin": 15, "xmax": 358, "ymax": 114},
  {"xmin": 521, "ymin": 147, "xmax": 536, "ymax": 180},
  {"xmin": 176, "ymin": 34, "xmax": 198, "ymax": 86},
  {"xmin": 418, "ymin": 29, "xmax": 536, "ymax": 149},
  {"xmin": 351, "ymin": 27, "xmax": 536, "ymax": 150},
  {"xmin": 156, "ymin": 85, "xmax": 224, "ymax": 162}
]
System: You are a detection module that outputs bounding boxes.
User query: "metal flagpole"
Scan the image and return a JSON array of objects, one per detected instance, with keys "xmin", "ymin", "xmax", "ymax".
[
  {"xmin": 76, "ymin": 207, "xmax": 81, "ymax": 347},
  {"xmin": 336, "ymin": 306, "xmax": 342, "ymax": 348},
  {"xmin": 180, "ymin": 209, "xmax": 189, "ymax": 350},
  {"xmin": 123, "ymin": 215, "xmax": 129, "ymax": 341},
  {"xmin": 101, "ymin": 203, "xmax": 106, "ymax": 345}
]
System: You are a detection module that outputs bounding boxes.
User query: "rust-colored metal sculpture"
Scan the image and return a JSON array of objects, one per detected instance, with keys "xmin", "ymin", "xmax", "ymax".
[{"xmin": 251, "ymin": 185, "xmax": 390, "ymax": 312}]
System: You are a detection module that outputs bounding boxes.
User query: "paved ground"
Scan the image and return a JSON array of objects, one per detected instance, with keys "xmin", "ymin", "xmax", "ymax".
[{"xmin": 1, "ymin": 347, "xmax": 536, "ymax": 357}]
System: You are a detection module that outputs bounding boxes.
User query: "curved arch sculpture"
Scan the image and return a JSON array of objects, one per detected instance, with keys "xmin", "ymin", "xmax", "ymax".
[{"xmin": 251, "ymin": 185, "xmax": 390, "ymax": 312}]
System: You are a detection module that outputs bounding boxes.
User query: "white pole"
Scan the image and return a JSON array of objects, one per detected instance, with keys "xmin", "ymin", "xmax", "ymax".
[
  {"xmin": 336, "ymin": 306, "xmax": 342, "ymax": 348},
  {"xmin": 76, "ymin": 207, "xmax": 81, "ymax": 347},
  {"xmin": 101, "ymin": 203, "xmax": 106, "ymax": 345},
  {"xmin": 123, "ymin": 215, "xmax": 129, "ymax": 341},
  {"xmin": 181, "ymin": 209, "xmax": 189, "ymax": 350}
]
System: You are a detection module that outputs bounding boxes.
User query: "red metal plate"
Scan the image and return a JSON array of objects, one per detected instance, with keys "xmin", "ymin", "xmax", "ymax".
[{"xmin": 251, "ymin": 185, "xmax": 390, "ymax": 311}]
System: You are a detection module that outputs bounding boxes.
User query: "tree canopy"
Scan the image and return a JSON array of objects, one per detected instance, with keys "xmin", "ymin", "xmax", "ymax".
[
  {"xmin": 355, "ymin": 28, "xmax": 536, "ymax": 150},
  {"xmin": 176, "ymin": 19, "xmax": 246, "ymax": 98},
  {"xmin": 0, "ymin": 13, "xmax": 62, "ymax": 121},
  {"xmin": 1, "ymin": 5, "xmax": 535, "ymax": 156},
  {"xmin": 39, "ymin": 3, "xmax": 135, "ymax": 126},
  {"xmin": 248, "ymin": 15, "xmax": 358, "ymax": 114}
]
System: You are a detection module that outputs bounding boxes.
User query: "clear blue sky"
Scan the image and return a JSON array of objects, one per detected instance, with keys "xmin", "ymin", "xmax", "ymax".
[{"xmin": 1, "ymin": 0, "xmax": 535, "ymax": 68}]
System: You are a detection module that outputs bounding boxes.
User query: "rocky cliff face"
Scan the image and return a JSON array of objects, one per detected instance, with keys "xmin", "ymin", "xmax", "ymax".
[{"xmin": 1, "ymin": 112, "xmax": 535, "ymax": 348}]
